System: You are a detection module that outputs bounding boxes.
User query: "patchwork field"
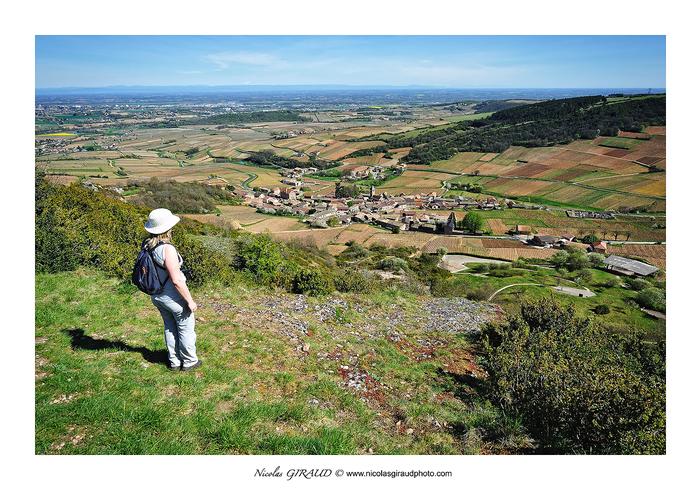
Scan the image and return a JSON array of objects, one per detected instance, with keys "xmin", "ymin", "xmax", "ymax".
[
  {"xmin": 423, "ymin": 130, "xmax": 666, "ymax": 211},
  {"xmin": 432, "ymin": 152, "xmax": 485, "ymax": 172},
  {"xmin": 381, "ymin": 170, "xmax": 450, "ymax": 195},
  {"xmin": 37, "ymin": 116, "xmax": 666, "ymax": 267}
]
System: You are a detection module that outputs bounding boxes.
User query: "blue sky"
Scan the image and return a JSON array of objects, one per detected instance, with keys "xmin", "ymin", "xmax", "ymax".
[{"xmin": 35, "ymin": 35, "xmax": 665, "ymax": 89}]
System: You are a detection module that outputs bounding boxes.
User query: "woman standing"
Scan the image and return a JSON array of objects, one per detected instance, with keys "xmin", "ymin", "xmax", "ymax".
[{"xmin": 143, "ymin": 208, "xmax": 202, "ymax": 372}]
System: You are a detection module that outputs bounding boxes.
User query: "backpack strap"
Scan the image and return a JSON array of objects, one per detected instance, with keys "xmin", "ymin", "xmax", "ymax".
[{"xmin": 150, "ymin": 241, "xmax": 182, "ymax": 271}]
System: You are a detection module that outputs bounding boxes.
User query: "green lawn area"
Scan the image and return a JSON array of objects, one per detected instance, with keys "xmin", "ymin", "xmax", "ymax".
[{"xmin": 450, "ymin": 264, "xmax": 664, "ymax": 341}]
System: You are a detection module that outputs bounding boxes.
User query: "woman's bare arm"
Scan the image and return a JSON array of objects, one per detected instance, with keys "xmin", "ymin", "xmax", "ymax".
[{"xmin": 163, "ymin": 244, "xmax": 197, "ymax": 312}]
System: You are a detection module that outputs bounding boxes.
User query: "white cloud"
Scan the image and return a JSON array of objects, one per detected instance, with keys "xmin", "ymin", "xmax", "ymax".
[{"xmin": 204, "ymin": 51, "xmax": 281, "ymax": 69}]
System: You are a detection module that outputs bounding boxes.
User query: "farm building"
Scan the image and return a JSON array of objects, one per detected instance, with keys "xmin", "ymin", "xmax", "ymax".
[
  {"xmin": 532, "ymin": 233, "xmax": 556, "ymax": 246},
  {"xmin": 559, "ymin": 240, "xmax": 590, "ymax": 251},
  {"xmin": 515, "ymin": 225, "xmax": 532, "ymax": 235},
  {"xmin": 444, "ymin": 212, "xmax": 458, "ymax": 235},
  {"xmin": 592, "ymin": 241, "xmax": 608, "ymax": 254},
  {"xmin": 375, "ymin": 218, "xmax": 407, "ymax": 232},
  {"xmin": 603, "ymin": 255, "xmax": 660, "ymax": 277}
]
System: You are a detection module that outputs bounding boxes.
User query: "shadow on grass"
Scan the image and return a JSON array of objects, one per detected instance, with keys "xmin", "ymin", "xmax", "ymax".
[{"xmin": 63, "ymin": 328, "xmax": 168, "ymax": 367}]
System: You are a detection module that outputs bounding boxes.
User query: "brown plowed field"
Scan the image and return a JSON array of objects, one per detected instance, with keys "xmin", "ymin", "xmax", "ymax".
[
  {"xmin": 584, "ymin": 156, "xmax": 642, "ymax": 173},
  {"xmin": 493, "ymin": 180, "xmax": 556, "ymax": 196},
  {"xmin": 272, "ymin": 228, "xmax": 344, "ymax": 247},
  {"xmin": 644, "ymin": 126, "xmax": 666, "ymax": 135},
  {"xmin": 484, "ymin": 248, "xmax": 558, "ymax": 261},
  {"xmin": 636, "ymin": 156, "xmax": 664, "ymax": 165},
  {"xmin": 420, "ymin": 236, "xmax": 485, "ymax": 255},
  {"xmin": 550, "ymin": 169, "xmax": 590, "ymax": 181},
  {"xmin": 483, "ymin": 177, "xmax": 511, "ymax": 189},
  {"xmin": 365, "ymin": 232, "xmax": 432, "ymax": 250},
  {"xmin": 335, "ymin": 224, "xmax": 384, "ymax": 245},
  {"xmin": 619, "ymin": 131, "xmax": 651, "ymax": 139},
  {"xmin": 472, "ymin": 162, "xmax": 508, "ymax": 175},
  {"xmin": 633, "ymin": 139, "xmax": 666, "ymax": 158},
  {"xmin": 326, "ymin": 245, "xmax": 349, "ymax": 255},
  {"xmin": 550, "ymin": 149, "xmax": 597, "ymax": 163},
  {"xmin": 504, "ymin": 162, "xmax": 550, "ymax": 178},
  {"xmin": 603, "ymin": 149, "xmax": 633, "ymax": 158},
  {"xmin": 480, "ymin": 153, "xmax": 500, "ymax": 161}
]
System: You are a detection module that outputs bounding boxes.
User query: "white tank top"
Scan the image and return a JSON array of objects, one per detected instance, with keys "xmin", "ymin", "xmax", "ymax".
[{"xmin": 151, "ymin": 243, "xmax": 184, "ymax": 297}]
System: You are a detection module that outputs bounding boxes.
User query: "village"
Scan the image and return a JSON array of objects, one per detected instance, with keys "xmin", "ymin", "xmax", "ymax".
[
  {"xmin": 223, "ymin": 176, "xmax": 661, "ymax": 280},
  {"xmin": 230, "ymin": 180, "xmax": 501, "ymax": 232}
]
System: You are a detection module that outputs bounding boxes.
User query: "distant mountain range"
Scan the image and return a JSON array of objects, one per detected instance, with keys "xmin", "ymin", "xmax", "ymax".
[
  {"xmin": 36, "ymin": 84, "xmax": 450, "ymax": 95},
  {"xmin": 35, "ymin": 85, "xmax": 666, "ymax": 98}
]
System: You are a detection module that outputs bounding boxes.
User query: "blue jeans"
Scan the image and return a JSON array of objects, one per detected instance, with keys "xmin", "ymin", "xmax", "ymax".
[{"xmin": 151, "ymin": 294, "xmax": 198, "ymax": 369}]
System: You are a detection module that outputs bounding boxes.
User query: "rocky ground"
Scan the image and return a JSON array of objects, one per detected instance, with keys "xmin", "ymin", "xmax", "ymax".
[{"xmin": 197, "ymin": 291, "xmax": 504, "ymax": 407}]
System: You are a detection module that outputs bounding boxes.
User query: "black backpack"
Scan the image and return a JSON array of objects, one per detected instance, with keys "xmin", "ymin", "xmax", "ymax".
[{"xmin": 131, "ymin": 242, "xmax": 170, "ymax": 295}]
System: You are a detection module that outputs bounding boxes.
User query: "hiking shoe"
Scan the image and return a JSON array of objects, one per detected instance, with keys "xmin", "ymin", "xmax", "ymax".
[
  {"xmin": 182, "ymin": 360, "xmax": 203, "ymax": 372},
  {"xmin": 168, "ymin": 364, "xmax": 182, "ymax": 371}
]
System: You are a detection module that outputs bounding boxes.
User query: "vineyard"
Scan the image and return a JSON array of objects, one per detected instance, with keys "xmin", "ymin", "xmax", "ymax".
[
  {"xmin": 486, "ymin": 219, "xmax": 510, "ymax": 235},
  {"xmin": 615, "ymin": 244, "xmax": 666, "ymax": 269}
]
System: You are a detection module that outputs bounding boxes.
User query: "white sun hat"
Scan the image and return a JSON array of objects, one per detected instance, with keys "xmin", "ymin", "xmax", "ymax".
[{"xmin": 144, "ymin": 208, "xmax": 181, "ymax": 234}]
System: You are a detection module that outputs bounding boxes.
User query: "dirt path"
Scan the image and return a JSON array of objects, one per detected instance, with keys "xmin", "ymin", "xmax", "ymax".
[
  {"xmin": 488, "ymin": 283, "xmax": 547, "ymax": 301},
  {"xmin": 488, "ymin": 283, "xmax": 595, "ymax": 301}
]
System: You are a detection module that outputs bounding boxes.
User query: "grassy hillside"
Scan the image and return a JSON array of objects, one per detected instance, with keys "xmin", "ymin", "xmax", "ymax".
[
  {"xmin": 36, "ymin": 268, "xmax": 514, "ymax": 455},
  {"xmin": 35, "ymin": 267, "xmax": 665, "ymax": 455}
]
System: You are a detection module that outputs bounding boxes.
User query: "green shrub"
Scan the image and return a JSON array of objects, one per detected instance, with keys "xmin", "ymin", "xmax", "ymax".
[
  {"xmin": 292, "ymin": 268, "xmax": 332, "ymax": 296},
  {"xmin": 337, "ymin": 241, "xmax": 371, "ymax": 263},
  {"xmin": 377, "ymin": 256, "xmax": 408, "ymax": 272},
  {"xmin": 588, "ymin": 253, "xmax": 606, "ymax": 266},
  {"xmin": 332, "ymin": 268, "xmax": 381, "ymax": 294},
  {"xmin": 489, "ymin": 269, "xmax": 523, "ymax": 278},
  {"xmin": 471, "ymin": 263, "xmax": 490, "ymax": 274},
  {"xmin": 548, "ymin": 251, "xmax": 569, "ymax": 269},
  {"xmin": 629, "ymin": 278, "xmax": 652, "ymax": 291},
  {"xmin": 464, "ymin": 282, "xmax": 494, "ymax": 301},
  {"xmin": 482, "ymin": 297, "xmax": 665, "ymax": 454},
  {"xmin": 594, "ymin": 304, "xmax": 611, "ymax": 315},
  {"xmin": 636, "ymin": 288, "xmax": 665, "ymax": 312},
  {"xmin": 35, "ymin": 175, "xmax": 144, "ymax": 279},
  {"xmin": 126, "ymin": 177, "xmax": 237, "ymax": 214},
  {"xmin": 231, "ymin": 233, "xmax": 295, "ymax": 288},
  {"xmin": 567, "ymin": 252, "xmax": 590, "ymax": 271},
  {"xmin": 35, "ymin": 171, "xmax": 238, "ymax": 287},
  {"xmin": 172, "ymin": 229, "xmax": 236, "ymax": 287},
  {"xmin": 602, "ymin": 275, "xmax": 621, "ymax": 288}
]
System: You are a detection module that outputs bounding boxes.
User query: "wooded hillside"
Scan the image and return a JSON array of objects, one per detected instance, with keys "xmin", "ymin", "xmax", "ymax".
[{"xmin": 346, "ymin": 95, "xmax": 666, "ymax": 166}]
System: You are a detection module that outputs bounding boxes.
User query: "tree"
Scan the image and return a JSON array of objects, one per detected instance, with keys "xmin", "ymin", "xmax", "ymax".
[
  {"xmin": 461, "ymin": 211, "xmax": 483, "ymax": 233},
  {"xmin": 567, "ymin": 252, "xmax": 590, "ymax": 271},
  {"xmin": 588, "ymin": 252, "xmax": 606, "ymax": 266},
  {"xmin": 581, "ymin": 233, "xmax": 599, "ymax": 245},
  {"xmin": 549, "ymin": 250, "xmax": 569, "ymax": 269}
]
